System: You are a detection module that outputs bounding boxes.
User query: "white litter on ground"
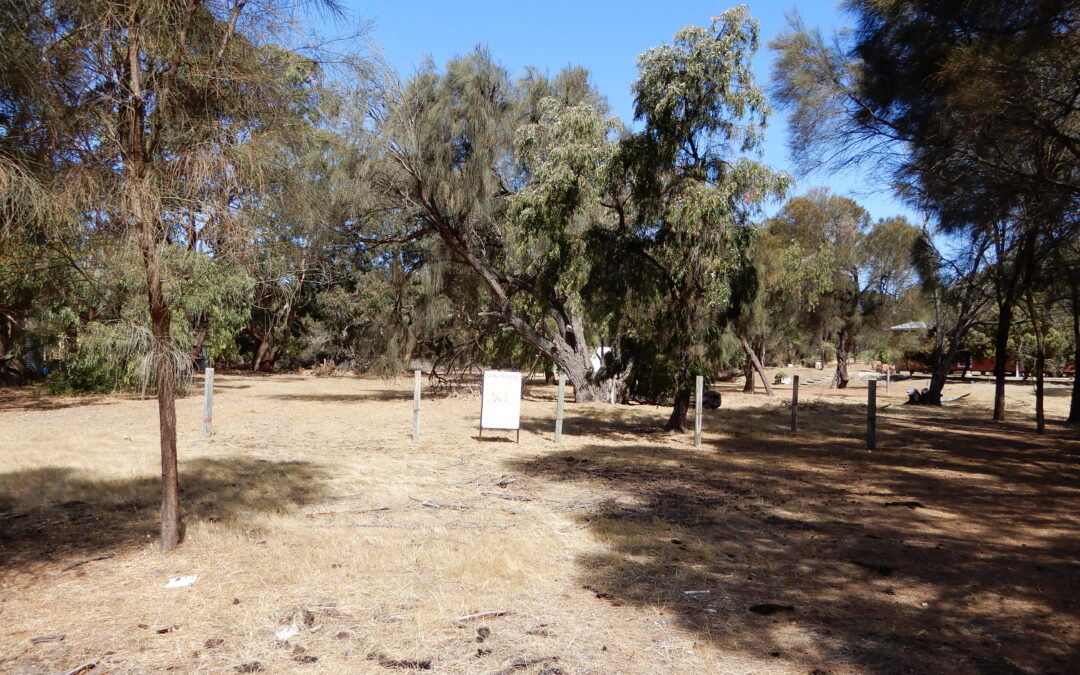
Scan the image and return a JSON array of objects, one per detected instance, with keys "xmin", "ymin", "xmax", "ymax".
[{"xmin": 164, "ymin": 575, "xmax": 198, "ymax": 588}]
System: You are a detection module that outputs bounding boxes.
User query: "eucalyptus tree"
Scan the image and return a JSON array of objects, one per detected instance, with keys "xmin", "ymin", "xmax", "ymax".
[
  {"xmin": 766, "ymin": 190, "xmax": 918, "ymax": 388},
  {"xmin": 371, "ymin": 52, "xmax": 614, "ymax": 400},
  {"xmin": 609, "ymin": 6, "xmax": 789, "ymax": 429}
]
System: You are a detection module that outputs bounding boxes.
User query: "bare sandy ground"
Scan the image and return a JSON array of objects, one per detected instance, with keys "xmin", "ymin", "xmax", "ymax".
[{"xmin": 0, "ymin": 367, "xmax": 1076, "ymax": 674}]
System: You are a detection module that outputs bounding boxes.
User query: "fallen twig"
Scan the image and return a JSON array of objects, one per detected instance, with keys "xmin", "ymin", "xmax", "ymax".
[
  {"xmin": 30, "ymin": 634, "xmax": 66, "ymax": 644},
  {"xmin": 306, "ymin": 507, "xmax": 392, "ymax": 518},
  {"xmin": 367, "ymin": 653, "xmax": 432, "ymax": 670},
  {"xmin": 481, "ymin": 492, "xmax": 534, "ymax": 502},
  {"xmin": 61, "ymin": 553, "xmax": 114, "ymax": 572},
  {"xmin": 493, "ymin": 655, "xmax": 559, "ymax": 675},
  {"xmin": 453, "ymin": 610, "xmax": 509, "ymax": 622},
  {"xmin": 410, "ymin": 497, "xmax": 471, "ymax": 510},
  {"xmin": 60, "ymin": 659, "xmax": 98, "ymax": 675}
]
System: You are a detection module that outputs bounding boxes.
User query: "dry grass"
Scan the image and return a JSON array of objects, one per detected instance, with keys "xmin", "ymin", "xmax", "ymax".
[{"xmin": 0, "ymin": 367, "xmax": 1077, "ymax": 674}]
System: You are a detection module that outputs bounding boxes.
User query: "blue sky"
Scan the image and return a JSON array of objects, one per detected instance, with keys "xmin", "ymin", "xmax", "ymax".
[{"xmin": 316, "ymin": 1, "xmax": 918, "ymax": 223}]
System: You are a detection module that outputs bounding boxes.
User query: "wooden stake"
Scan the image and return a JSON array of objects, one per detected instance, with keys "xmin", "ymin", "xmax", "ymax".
[
  {"xmin": 694, "ymin": 375, "xmax": 703, "ymax": 448},
  {"xmin": 554, "ymin": 373, "xmax": 565, "ymax": 443},
  {"xmin": 867, "ymin": 379, "xmax": 877, "ymax": 452},
  {"xmin": 201, "ymin": 367, "xmax": 214, "ymax": 438},
  {"xmin": 412, "ymin": 369, "xmax": 421, "ymax": 441},
  {"xmin": 790, "ymin": 374, "xmax": 799, "ymax": 433},
  {"xmin": 1036, "ymin": 366, "xmax": 1045, "ymax": 435}
]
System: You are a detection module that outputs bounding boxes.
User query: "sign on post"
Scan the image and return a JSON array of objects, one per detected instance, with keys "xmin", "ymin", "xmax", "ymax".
[{"xmin": 480, "ymin": 371, "xmax": 522, "ymax": 442}]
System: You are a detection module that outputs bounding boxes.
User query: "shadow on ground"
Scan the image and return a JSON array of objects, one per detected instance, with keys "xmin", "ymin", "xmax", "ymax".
[
  {"xmin": 511, "ymin": 404, "xmax": 1080, "ymax": 675},
  {"xmin": 0, "ymin": 390, "xmax": 119, "ymax": 412},
  {"xmin": 267, "ymin": 391, "xmax": 407, "ymax": 404},
  {"xmin": 0, "ymin": 457, "xmax": 331, "ymax": 573}
]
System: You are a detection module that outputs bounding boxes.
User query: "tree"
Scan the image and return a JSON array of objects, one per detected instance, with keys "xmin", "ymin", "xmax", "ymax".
[
  {"xmin": 370, "ymin": 52, "xmax": 613, "ymax": 401},
  {"xmin": 1, "ymin": 0, "xmax": 338, "ymax": 549},
  {"xmin": 612, "ymin": 6, "xmax": 789, "ymax": 429},
  {"xmin": 765, "ymin": 190, "xmax": 917, "ymax": 389},
  {"xmin": 771, "ymin": 0, "xmax": 1080, "ymax": 420},
  {"xmin": 908, "ymin": 227, "xmax": 994, "ymax": 404}
]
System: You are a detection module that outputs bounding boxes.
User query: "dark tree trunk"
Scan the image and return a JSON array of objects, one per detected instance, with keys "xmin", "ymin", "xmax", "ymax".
[
  {"xmin": 1069, "ymin": 275, "xmax": 1080, "ymax": 426},
  {"xmin": 0, "ymin": 311, "xmax": 26, "ymax": 386},
  {"xmin": 831, "ymin": 328, "xmax": 851, "ymax": 389},
  {"xmin": 665, "ymin": 388, "xmax": 691, "ymax": 432},
  {"xmin": 742, "ymin": 355, "xmax": 754, "ymax": 393},
  {"xmin": 993, "ymin": 301, "xmax": 1013, "ymax": 421},
  {"xmin": 1025, "ymin": 293, "xmax": 1046, "ymax": 434}
]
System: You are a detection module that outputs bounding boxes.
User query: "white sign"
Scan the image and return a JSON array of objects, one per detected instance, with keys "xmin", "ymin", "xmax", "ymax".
[{"xmin": 481, "ymin": 371, "xmax": 522, "ymax": 430}]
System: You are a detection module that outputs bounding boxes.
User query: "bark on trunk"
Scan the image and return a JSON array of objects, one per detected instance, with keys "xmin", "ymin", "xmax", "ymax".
[
  {"xmin": 1026, "ymin": 293, "xmax": 1046, "ymax": 434},
  {"xmin": 142, "ymin": 241, "xmax": 181, "ymax": 551},
  {"xmin": 993, "ymin": 301, "xmax": 1013, "ymax": 421},
  {"xmin": 1069, "ymin": 276, "xmax": 1080, "ymax": 426},
  {"xmin": 831, "ymin": 329, "xmax": 851, "ymax": 389},
  {"xmin": 739, "ymin": 334, "xmax": 773, "ymax": 396},
  {"xmin": 742, "ymin": 355, "xmax": 754, "ymax": 393},
  {"xmin": 252, "ymin": 330, "xmax": 273, "ymax": 372},
  {"xmin": 665, "ymin": 388, "xmax": 691, "ymax": 432}
]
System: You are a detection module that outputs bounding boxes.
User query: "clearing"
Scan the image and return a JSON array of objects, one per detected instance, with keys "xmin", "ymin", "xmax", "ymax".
[{"xmin": 0, "ymin": 367, "xmax": 1077, "ymax": 674}]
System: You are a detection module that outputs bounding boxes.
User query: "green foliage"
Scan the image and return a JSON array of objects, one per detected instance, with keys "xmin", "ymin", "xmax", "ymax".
[
  {"xmin": 760, "ymin": 189, "xmax": 920, "ymax": 384},
  {"xmin": 604, "ymin": 7, "xmax": 790, "ymax": 420}
]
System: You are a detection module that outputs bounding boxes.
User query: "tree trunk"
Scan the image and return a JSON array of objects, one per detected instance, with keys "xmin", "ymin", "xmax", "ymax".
[
  {"xmin": 665, "ymin": 388, "xmax": 691, "ymax": 432},
  {"xmin": 831, "ymin": 329, "xmax": 851, "ymax": 389},
  {"xmin": 993, "ymin": 300, "xmax": 1013, "ymax": 421},
  {"xmin": 739, "ymin": 334, "xmax": 773, "ymax": 396},
  {"xmin": 1025, "ymin": 292, "xmax": 1046, "ymax": 434},
  {"xmin": 252, "ymin": 330, "xmax": 273, "ymax": 372},
  {"xmin": 561, "ymin": 351, "xmax": 602, "ymax": 402},
  {"xmin": 742, "ymin": 354, "xmax": 755, "ymax": 393},
  {"xmin": 141, "ymin": 241, "xmax": 181, "ymax": 551},
  {"xmin": 1069, "ymin": 274, "xmax": 1080, "ymax": 426}
]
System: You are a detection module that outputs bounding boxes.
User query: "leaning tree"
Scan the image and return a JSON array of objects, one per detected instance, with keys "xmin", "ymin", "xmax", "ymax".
[{"xmin": 369, "ymin": 54, "xmax": 615, "ymax": 401}]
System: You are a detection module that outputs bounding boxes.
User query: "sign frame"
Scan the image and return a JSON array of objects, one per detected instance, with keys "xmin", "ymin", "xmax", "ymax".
[{"xmin": 479, "ymin": 370, "xmax": 522, "ymax": 442}]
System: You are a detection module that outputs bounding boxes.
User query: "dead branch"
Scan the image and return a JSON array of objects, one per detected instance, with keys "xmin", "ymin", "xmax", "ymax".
[
  {"xmin": 305, "ymin": 507, "xmax": 392, "ymax": 518},
  {"xmin": 60, "ymin": 553, "xmax": 114, "ymax": 572},
  {"xmin": 481, "ymin": 492, "xmax": 534, "ymax": 502},
  {"xmin": 410, "ymin": 497, "xmax": 471, "ymax": 510},
  {"xmin": 453, "ymin": 610, "xmax": 509, "ymax": 622},
  {"xmin": 59, "ymin": 660, "xmax": 98, "ymax": 675},
  {"xmin": 493, "ymin": 655, "xmax": 559, "ymax": 675}
]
